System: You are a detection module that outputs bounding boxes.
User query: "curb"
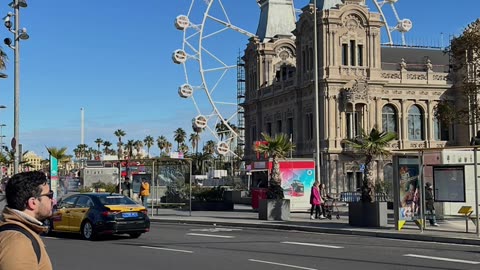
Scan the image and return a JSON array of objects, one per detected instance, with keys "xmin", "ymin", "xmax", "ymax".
[{"xmin": 150, "ymin": 218, "xmax": 480, "ymax": 245}]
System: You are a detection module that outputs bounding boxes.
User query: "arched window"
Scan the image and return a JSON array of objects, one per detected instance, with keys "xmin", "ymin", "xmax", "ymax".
[
  {"xmin": 382, "ymin": 105, "xmax": 398, "ymax": 135},
  {"xmin": 408, "ymin": 105, "xmax": 424, "ymax": 141}
]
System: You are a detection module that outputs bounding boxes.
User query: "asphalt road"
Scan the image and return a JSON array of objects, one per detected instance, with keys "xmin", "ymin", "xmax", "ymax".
[{"xmin": 45, "ymin": 223, "xmax": 480, "ymax": 270}]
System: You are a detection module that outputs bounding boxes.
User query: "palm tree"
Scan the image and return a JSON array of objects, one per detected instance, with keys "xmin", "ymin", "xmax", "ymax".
[
  {"xmin": 144, "ymin": 135, "xmax": 154, "ymax": 158},
  {"xmin": 125, "ymin": 140, "xmax": 135, "ymax": 160},
  {"xmin": 215, "ymin": 120, "xmax": 229, "ymax": 141},
  {"xmin": 114, "ymin": 129, "xmax": 126, "ymax": 159},
  {"xmin": 102, "ymin": 141, "xmax": 112, "ymax": 155},
  {"xmin": 173, "ymin": 128, "xmax": 187, "ymax": 151},
  {"xmin": 343, "ymin": 126, "xmax": 396, "ymax": 203},
  {"xmin": 189, "ymin": 133, "xmax": 200, "ymax": 154},
  {"xmin": 94, "ymin": 138, "xmax": 103, "ymax": 152},
  {"xmin": 164, "ymin": 141, "xmax": 173, "ymax": 155},
  {"xmin": 133, "ymin": 140, "xmax": 144, "ymax": 159},
  {"xmin": 157, "ymin": 135, "xmax": 168, "ymax": 156},
  {"xmin": 254, "ymin": 132, "xmax": 295, "ymax": 199},
  {"xmin": 46, "ymin": 146, "xmax": 72, "ymax": 176}
]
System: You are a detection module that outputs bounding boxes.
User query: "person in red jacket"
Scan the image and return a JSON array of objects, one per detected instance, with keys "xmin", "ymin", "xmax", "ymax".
[{"xmin": 309, "ymin": 181, "xmax": 324, "ymax": 219}]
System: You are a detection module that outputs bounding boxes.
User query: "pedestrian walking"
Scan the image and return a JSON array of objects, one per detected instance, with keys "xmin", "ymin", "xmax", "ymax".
[
  {"xmin": 310, "ymin": 181, "xmax": 324, "ymax": 219},
  {"xmin": 425, "ymin": 182, "xmax": 439, "ymax": 226},
  {"xmin": 140, "ymin": 178, "xmax": 150, "ymax": 207},
  {"xmin": 121, "ymin": 177, "xmax": 132, "ymax": 198},
  {"xmin": 0, "ymin": 171, "xmax": 53, "ymax": 270}
]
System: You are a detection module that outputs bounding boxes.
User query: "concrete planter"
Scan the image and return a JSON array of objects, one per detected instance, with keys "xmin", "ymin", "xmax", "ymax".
[
  {"xmin": 258, "ymin": 199, "xmax": 290, "ymax": 221},
  {"xmin": 224, "ymin": 190, "xmax": 251, "ymax": 205},
  {"xmin": 190, "ymin": 201, "xmax": 234, "ymax": 211},
  {"xmin": 348, "ymin": 201, "xmax": 388, "ymax": 227}
]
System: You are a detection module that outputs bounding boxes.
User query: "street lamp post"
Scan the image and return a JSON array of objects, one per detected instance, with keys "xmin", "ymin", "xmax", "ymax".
[
  {"xmin": 313, "ymin": 0, "xmax": 321, "ymax": 184},
  {"xmin": 3, "ymin": 0, "xmax": 29, "ymax": 174}
]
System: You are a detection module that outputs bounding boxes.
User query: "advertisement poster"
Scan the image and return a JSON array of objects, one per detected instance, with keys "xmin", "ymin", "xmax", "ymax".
[
  {"xmin": 268, "ymin": 161, "xmax": 315, "ymax": 211},
  {"xmin": 433, "ymin": 166, "xmax": 465, "ymax": 202},
  {"xmin": 398, "ymin": 156, "xmax": 420, "ymax": 221},
  {"xmin": 50, "ymin": 155, "xmax": 59, "ymax": 201}
]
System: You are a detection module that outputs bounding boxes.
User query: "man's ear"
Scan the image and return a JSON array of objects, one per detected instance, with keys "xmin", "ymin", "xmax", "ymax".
[{"xmin": 25, "ymin": 197, "xmax": 38, "ymax": 210}]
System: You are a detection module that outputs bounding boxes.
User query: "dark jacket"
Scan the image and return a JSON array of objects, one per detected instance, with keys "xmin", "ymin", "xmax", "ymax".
[
  {"xmin": 0, "ymin": 207, "xmax": 53, "ymax": 270},
  {"xmin": 425, "ymin": 188, "xmax": 435, "ymax": 211}
]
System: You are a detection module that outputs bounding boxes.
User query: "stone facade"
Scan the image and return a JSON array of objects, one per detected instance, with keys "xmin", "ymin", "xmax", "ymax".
[{"xmin": 242, "ymin": 1, "xmax": 460, "ymax": 193}]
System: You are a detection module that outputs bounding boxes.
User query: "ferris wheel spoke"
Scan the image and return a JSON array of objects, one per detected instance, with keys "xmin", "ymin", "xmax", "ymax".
[
  {"xmin": 201, "ymin": 47, "xmax": 230, "ymax": 68},
  {"xmin": 206, "ymin": 14, "xmax": 255, "ymax": 38}
]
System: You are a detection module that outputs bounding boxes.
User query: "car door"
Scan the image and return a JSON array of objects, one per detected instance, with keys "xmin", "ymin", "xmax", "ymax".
[
  {"xmin": 52, "ymin": 196, "xmax": 78, "ymax": 232},
  {"xmin": 69, "ymin": 196, "xmax": 93, "ymax": 232}
]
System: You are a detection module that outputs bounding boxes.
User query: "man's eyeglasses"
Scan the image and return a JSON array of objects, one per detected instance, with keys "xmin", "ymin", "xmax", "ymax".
[{"xmin": 38, "ymin": 191, "xmax": 54, "ymax": 200}]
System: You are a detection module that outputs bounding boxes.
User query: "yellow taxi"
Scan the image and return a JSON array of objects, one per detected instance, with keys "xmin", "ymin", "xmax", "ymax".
[{"xmin": 44, "ymin": 193, "xmax": 150, "ymax": 240}]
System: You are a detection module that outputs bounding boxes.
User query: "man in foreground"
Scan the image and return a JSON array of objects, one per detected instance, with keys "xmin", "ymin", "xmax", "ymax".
[{"xmin": 0, "ymin": 171, "xmax": 54, "ymax": 270}]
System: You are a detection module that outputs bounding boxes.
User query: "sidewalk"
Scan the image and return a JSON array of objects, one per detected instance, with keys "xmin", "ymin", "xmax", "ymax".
[{"xmin": 148, "ymin": 204, "xmax": 480, "ymax": 245}]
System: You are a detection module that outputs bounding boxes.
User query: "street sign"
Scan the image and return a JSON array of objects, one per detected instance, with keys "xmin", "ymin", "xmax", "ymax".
[
  {"xmin": 359, "ymin": 164, "xmax": 365, "ymax": 172},
  {"xmin": 10, "ymin": 138, "xmax": 15, "ymax": 150}
]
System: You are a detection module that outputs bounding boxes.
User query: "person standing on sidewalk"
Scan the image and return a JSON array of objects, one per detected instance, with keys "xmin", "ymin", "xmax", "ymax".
[
  {"xmin": 425, "ymin": 182, "xmax": 439, "ymax": 226},
  {"xmin": 0, "ymin": 171, "xmax": 54, "ymax": 270},
  {"xmin": 309, "ymin": 181, "xmax": 324, "ymax": 219},
  {"xmin": 140, "ymin": 178, "xmax": 150, "ymax": 207}
]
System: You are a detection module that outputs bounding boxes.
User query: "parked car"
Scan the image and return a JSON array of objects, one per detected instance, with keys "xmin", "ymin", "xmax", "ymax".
[{"xmin": 44, "ymin": 193, "xmax": 150, "ymax": 240}]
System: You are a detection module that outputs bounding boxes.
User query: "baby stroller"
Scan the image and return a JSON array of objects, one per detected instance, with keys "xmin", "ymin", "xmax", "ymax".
[{"xmin": 324, "ymin": 198, "xmax": 340, "ymax": 220}]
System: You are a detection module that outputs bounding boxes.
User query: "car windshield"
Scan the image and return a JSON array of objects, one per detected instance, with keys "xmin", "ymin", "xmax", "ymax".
[{"xmin": 99, "ymin": 195, "xmax": 137, "ymax": 205}]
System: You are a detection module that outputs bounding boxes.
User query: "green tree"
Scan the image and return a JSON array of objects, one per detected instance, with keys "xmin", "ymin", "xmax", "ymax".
[
  {"xmin": 343, "ymin": 127, "xmax": 396, "ymax": 203},
  {"xmin": 435, "ymin": 20, "xmax": 480, "ymax": 131},
  {"xmin": 46, "ymin": 146, "xmax": 72, "ymax": 176},
  {"xmin": 254, "ymin": 133, "xmax": 295, "ymax": 199},
  {"xmin": 189, "ymin": 133, "xmax": 200, "ymax": 154},
  {"xmin": 94, "ymin": 138, "xmax": 103, "ymax": 152},
  {"xmin": 157, "ymin": 135, "xmax": 168, "ymax": 156},
  {"xmin": 102, "ymin": 141, "xmax": 112, "ymax": 155},
  {"xmin": 114, "ymin": 129, "xmax": 126, "ymax": 159},
  {"xmin": 174, "ymin": 128, "xmax": 186, "ymax": 151},
  {"xmin": 144, "ymin": 135, "xmax": 154, "ymax": 158}
]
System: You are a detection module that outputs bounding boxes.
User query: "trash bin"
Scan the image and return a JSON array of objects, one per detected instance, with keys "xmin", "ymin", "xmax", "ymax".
[{"xmin": 251, "ymin": 188, "xmax": 268, "ymax": 210}]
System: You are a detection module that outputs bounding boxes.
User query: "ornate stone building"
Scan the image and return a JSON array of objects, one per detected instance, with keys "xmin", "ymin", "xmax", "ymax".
[{"xmin": 242, "ymin": 0, "xmax": 458, "ymax": 193}]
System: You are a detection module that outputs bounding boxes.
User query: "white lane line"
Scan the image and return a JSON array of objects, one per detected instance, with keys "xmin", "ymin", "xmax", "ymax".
[
  {"xmin": 282, "ymin": 241, "xmax": 343, "ymax": 249},
  {"xmin": 249, "ymin": 259, "xmax": 317, "ymax": 270},
  {"xmin": 140, "ymin": 246, "xmax": 193, "ymax": 253},
  {"xmin": 186, "ymin": 233, "xmax": 235, "ymax": 238},
  {"xmin": 404, "ymin": 254, "xmax": 480, "ymax": 265}
]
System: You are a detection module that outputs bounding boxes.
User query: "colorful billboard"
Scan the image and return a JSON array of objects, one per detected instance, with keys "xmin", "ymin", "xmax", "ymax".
[
  {"xmin": 397, "ymin": 156, "xmax": 420, "ymax": 221},
  {"xmin": 50, "ymin": 155, "xmax": 59, "ymax": 201},
  {"xmin": 267, "ymin": 160, "xmax": 316, "ymax": 211}
]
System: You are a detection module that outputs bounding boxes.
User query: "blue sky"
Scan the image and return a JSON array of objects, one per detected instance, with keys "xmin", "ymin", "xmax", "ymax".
[{"xmin": 0, "ymin": 0, "xmax": 478, "ymax": 159}]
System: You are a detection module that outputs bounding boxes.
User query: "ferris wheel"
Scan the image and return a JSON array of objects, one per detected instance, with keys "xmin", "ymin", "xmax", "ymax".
[
  {"xmin": 172, "ymin": 0, "xmax": 412, "ymax": 157},
  {"xmin": 371, "ymin": 0, "xmax": 412, "ymax": 46},
  {"xmin": 172, "ymin": 0, "xmax": 256, "ymax": 156}
]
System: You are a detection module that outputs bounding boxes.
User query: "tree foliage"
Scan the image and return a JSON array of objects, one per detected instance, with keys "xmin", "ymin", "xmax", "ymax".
[
  {"xmin": 343, "ymin": 127, "xmax": 396, "ymax": 203},
  {"xmin": 435, "ymin": 20, "xmax": 480, "ymax": 126}
]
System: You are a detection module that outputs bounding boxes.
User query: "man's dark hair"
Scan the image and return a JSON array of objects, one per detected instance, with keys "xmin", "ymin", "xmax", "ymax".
[{"xmin": 5, "ymin": 171, "xmax": 48, "ymax": 211}]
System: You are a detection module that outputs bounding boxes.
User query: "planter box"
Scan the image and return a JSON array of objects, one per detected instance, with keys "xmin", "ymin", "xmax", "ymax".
[
  {"xmin": 190, "ymin": 201, "xmax": 234, "ymax": 211},
  {"xmin": 258, "ymin": 199, "xmax": 290, "ymax": 221},
  {"xmin": 224, "ymin": 190, "xmax": 251, "ymax": 205},
  {"xmin": 348, "ymin": 201, "xmax": 388, "ymax": 227}
]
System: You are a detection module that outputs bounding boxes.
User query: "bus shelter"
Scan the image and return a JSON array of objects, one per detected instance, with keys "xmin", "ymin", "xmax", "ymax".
[{"xmin": 392, "ymin": 146, "xmax": 480, "ymax": 237}]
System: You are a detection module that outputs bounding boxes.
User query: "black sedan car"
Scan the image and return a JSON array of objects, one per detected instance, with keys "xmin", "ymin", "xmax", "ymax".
[{"xmin": 45, "ymin": 193, "xmax": 150, "ymax": 240}]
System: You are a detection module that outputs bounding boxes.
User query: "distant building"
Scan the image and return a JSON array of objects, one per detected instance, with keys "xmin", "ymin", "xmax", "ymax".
[{"xmin": 242, "ymin": 0, "xmax": 466, "ymax": 193}]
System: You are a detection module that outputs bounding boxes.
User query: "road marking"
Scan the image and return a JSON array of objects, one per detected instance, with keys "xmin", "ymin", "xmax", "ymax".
[
  {"xmin": 140, "ymin": 246, "xmax": 193, "ymax": 253},
  {"xmin": 403, "ymin": 254, "xmax": 480, "ymax": 265},
  {"xmin": 186, "ymin": 233, "xmax": 235, "ymax": 238},
  {"xmin": 248, "ymin": 259, "xmax": 317, "ymax": 270},
  {"xmin": 190, "ymin": 228, "xmax": 243, "ymax": 232},
  {"xmin": 282, "ymin": 241, "xmax": 343, "ymax": 249}
]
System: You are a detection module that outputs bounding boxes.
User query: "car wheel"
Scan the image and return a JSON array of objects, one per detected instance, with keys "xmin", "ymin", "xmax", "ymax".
[
  {"xmin": 129, "ymin": 232, "xmax": 142, "ymax": 239},
  {"xmin": 81, "ymin": 220, "xmax": 96, "ymax": 240}
]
